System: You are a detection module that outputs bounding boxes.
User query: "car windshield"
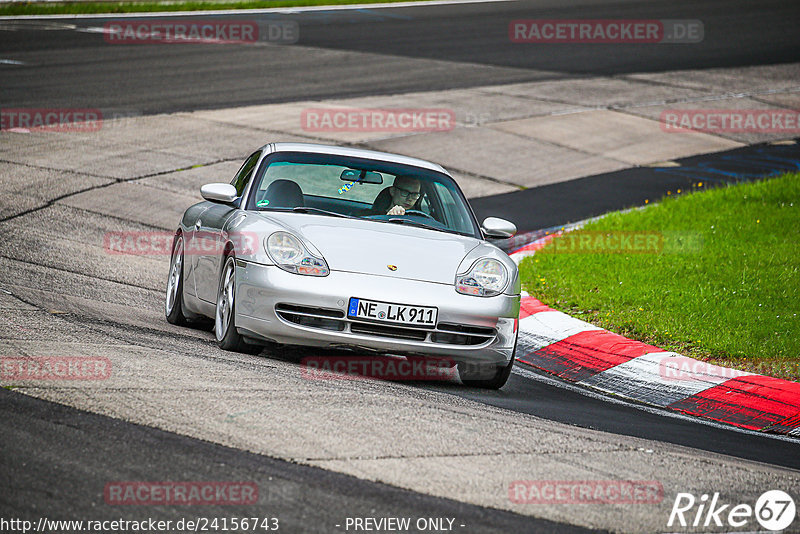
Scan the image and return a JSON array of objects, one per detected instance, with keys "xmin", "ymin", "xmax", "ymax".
[{"xmin": 245, "ymin": 151, "xmax": 481, "ymax": 237}]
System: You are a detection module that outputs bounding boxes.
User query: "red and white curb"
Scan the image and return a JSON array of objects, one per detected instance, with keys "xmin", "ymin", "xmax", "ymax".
[
  {"xmin": 513, "ymin": 295, "xmax": 800, "ymax": 436},
  {"xmin": 509, "ymin": 244, "xmax": 800, "ymax": 436}
]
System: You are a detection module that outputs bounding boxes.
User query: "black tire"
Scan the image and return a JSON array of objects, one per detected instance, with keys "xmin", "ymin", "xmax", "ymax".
[
  {"xmin": 215, "ymin": 254, "xmax": 261, "ymax": 354},
  {"xmin": 165, "ymin": 234, "xmax": 190, "ymax": 326},
  {"xmin": 458, "ymin": 333, "xmax": 517, "ymax": 389}
]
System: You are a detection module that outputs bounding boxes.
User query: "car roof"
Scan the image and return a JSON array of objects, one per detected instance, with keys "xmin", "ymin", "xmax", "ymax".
[{"xmin": 264, "ymin": 142, "xmax": 450, "ymax": 175}]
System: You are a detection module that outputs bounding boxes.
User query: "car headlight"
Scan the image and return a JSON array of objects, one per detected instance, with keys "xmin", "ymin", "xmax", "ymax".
[
  {"xmin": 455, "ymin": 258, "xmax": 508, "ymax": 297},
  {"xmin": 266, "ymin": 232, "xmax": 329, "ymax": 276}
]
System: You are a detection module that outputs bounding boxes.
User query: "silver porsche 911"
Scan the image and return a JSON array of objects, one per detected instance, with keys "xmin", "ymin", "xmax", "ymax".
[{"xmin": 165, "ymin": 143, "xmax": 520, "ymax": 388}]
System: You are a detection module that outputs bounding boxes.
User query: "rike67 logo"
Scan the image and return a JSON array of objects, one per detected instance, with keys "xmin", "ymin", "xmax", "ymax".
[{"xmin": 668, "ymin": 490, "xmax": 796, "ymax": 531}]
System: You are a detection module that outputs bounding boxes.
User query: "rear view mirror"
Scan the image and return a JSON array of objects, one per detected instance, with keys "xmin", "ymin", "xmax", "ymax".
[{"xmin": 340, "ymin": 169, "xmax": 383, "ymax": 184}]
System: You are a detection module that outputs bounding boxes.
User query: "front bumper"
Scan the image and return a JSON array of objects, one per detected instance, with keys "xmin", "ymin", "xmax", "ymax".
[{"xmin": 234, "ymin": 261, "xmax": 519, "ymax": 366}]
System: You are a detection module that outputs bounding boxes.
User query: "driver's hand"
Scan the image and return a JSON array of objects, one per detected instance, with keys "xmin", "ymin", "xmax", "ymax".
[{"xmin": 387, "ymin": 205, "xmax": 406, "ymax": 216}]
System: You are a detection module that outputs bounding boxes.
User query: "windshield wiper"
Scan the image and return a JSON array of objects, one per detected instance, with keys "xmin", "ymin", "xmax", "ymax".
[{"xmin": 290, "ymin": 207, "xmax": 354, "ymax": 219}]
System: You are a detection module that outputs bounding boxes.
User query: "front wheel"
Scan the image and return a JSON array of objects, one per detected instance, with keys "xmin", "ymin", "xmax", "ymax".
[
  {"xmin": 215, "ymin": 255, "xmax": 261, "ymax": 354},
  {"xmin": 458, "ymin": 358, "xmax": 514, "ymax": 389},
  {"xmin": 458, "ymin": 334, "xmax": 517, "ymax": 389},
  {"xmin": 165, "ymin": 235, "xmax": 189, "ymax": 325}
]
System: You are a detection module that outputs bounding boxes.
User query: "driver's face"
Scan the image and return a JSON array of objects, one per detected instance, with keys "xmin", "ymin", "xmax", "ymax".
[{"xmin": 390, "ymin": 180, "xmax": 421, "ymax": 209}]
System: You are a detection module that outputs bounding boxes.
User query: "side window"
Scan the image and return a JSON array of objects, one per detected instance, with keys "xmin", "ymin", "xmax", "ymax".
[{"xmin": 231, "ymin": 152, "xmax": 261, "ymax": 197}]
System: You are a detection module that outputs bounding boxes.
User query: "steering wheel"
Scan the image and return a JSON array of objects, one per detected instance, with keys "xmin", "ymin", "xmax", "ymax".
[{"xmin": 403, "ymin": 209, "xmax": 436, "ymax": 220}]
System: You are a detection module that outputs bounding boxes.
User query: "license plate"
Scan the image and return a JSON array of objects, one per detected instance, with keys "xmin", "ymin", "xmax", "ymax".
[{"xmin": 348, "ymin": 298, "xmax": 437, "ymax": 327}]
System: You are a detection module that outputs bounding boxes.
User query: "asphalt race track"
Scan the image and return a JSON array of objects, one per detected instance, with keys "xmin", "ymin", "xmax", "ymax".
[
  {"xmin": 1, "ymin": 389, "xmax": 585, "ymax": 534},
  {"xmin": 1, "ymin": 0, "xmax": 799, "ymax": 113},
  {"xmin": 2, "ymin": 0, "xmax": 800, "ymax": 532}
]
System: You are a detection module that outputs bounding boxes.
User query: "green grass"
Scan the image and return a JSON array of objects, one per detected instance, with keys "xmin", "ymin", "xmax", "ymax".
[
  {"xmin": 0, "ymin": 0, "xmax": 422, "ymax": 16},
  {"xmin": 519, "ymin": 173, "xmax": 800, "ymax": 381}
]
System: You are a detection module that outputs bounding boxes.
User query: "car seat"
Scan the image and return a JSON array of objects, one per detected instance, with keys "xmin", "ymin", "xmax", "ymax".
[{"xmin": 260, "ymin": 179, "xmax": 304, "ymax": 208}]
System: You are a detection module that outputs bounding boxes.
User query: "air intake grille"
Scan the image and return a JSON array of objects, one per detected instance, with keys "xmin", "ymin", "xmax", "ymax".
[
  {"xmin": 275, "ymin": 303, "xmax": 496, "ymax": 346},
  {"xmin": 350, "ymin": 322, "xmax": 428, "ymax": 341},
  {"xmin": 431, "ymin": 323, "xmax": 495, "ymax": 345},
  {"xmin": 275, "ymin": 304, "xmax": 345, "ymax": 331}
]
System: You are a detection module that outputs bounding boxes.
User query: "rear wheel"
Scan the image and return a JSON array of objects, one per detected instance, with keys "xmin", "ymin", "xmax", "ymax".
[
  {"xmin": 215, "ymin": 255, "xmax": 261, "ymax": 354},
  {"xmin": 165, "ymin": 235, "xmax": 189, "ymax": 325}
]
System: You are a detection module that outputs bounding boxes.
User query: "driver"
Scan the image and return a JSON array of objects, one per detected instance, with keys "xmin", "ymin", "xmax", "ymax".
[{"xmin": 370, "ymin": 175, "xmax": 422, "ymax": 216}]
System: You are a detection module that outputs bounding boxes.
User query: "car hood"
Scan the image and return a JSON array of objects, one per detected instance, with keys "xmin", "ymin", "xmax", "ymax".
[{"xmin": 257, "ymin": 213, "xmax": 482, "ymax": 284}]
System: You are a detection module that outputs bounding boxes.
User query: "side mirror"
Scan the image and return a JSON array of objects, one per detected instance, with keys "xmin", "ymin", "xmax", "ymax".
[
  {"xmin": 481, "ymin": 217, "xmax": 517, "ymax": 239},
  {"xmin": 200, "ymin": 183, "xmax": 238, "ymax": 204}
]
